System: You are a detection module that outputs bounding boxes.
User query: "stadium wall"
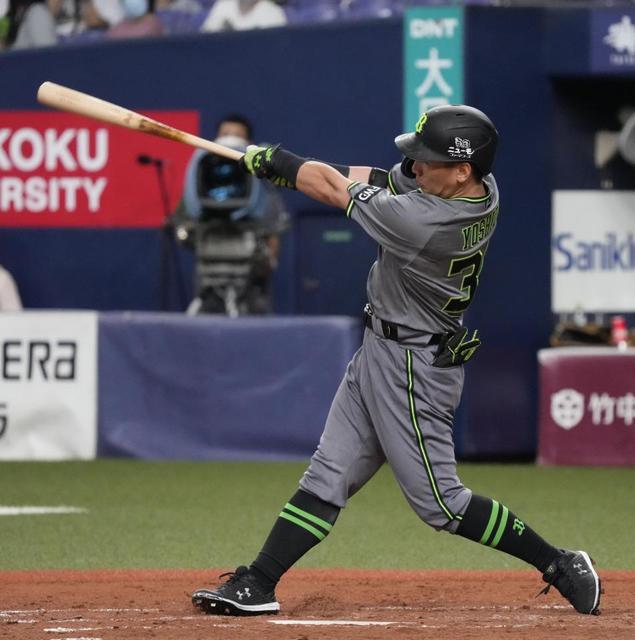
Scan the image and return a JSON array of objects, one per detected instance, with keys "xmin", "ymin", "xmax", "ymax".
[{"xmin": 1, "ymin": 7, "xmax": 631, "ymax": 458}]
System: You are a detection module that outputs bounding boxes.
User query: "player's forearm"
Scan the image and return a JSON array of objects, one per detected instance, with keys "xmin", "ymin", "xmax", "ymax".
[
  {"xmin": 349, "ymin": 167, "xmax": 373, "ymax": 182},
  {"xmin": 296, "ymin": 161, "xmax": 352, "ymax": 209},
  {"xmin": 241, "ymin": 146, "xmax": 386, "ymax": 208}
]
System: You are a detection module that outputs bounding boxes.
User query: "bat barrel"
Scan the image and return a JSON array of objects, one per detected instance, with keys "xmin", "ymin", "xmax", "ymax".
[{"xmin": 36, "ymin": 81, "xmax": 244, "ymax": 162}]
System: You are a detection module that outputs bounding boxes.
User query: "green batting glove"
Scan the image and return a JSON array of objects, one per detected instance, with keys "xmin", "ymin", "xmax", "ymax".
[{"xmin": 241, "ymin": 144, "xmax": 279, "ymax": 178}]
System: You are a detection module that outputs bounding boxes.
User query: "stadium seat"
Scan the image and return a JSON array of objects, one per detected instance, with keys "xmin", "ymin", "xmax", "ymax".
[
  {"xmin": 284, "ymin": 0, "xmax": 339, "ymax": 25},
  {"xmin": 58, "ymin": 28, "xmax": 107, "ymax": 46},
  {"xmin": 338, "ymin": 0, "xmax": 405, "ymax": 20},
  {"xmin": 155, "ymin": 9, "xmax": 208, "ymax": 35}
]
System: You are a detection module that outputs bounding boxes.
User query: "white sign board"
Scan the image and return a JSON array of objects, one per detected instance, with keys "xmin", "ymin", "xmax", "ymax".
[
  {"xmin": 0, "ymin": 312, "xmax": 98, "ymax": 460},
  {"xmin": 552, "ymin": 190, "xmax": 635, "ymax": 312}
]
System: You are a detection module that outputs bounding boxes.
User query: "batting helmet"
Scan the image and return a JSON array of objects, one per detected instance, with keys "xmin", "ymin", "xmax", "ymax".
[{"xmin": 395, "ymin": 105, "xmax": 499, "ymax": 175}]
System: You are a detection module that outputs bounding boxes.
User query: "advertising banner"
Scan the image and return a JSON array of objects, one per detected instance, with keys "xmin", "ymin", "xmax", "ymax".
[
  {"xmin": 0, "ymin": 110, "xmax": 199, "ymax": 227},
  {"xmin": 538, "ymin": 347, "xmax": 635, "ymax": 465},
  {"xmin": 552, "ymin": 190, "xmax": 635, "ymax": 313},
  {"xmin": 591, "ymin": 10, "xmax": 635, "ymax": 73},
  {"xmin": 0, "ymin": 312, "xmax": 98, "ymax": 460},
  {"xmin": 403, "ymin": 7, "xmax": 464, "ymax": 131}
]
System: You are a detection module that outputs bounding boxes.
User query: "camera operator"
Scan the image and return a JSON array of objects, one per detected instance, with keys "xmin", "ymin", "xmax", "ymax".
[{"xmin": 172, "ymin": 114, "xmax": 289, "ymax": 316}]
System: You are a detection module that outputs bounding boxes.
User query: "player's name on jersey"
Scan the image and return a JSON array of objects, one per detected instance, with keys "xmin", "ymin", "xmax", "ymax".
[{"xmin": 461, "ymin": 206, "xmax": 499, "ymax": 251}]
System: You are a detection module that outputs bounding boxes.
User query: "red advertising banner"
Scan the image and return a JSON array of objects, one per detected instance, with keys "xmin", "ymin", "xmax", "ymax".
[
  {"xmin": 0, "ymin": 110, "xmax": 199, "ymax": 227},
  {"xmin": 537, "ymin": 347, "xmax": 635, "ymax": 466}
]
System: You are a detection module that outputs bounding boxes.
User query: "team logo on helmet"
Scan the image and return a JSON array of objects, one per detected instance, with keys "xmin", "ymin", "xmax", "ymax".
[
  {"xmin": 415, "ymin": 113, "xmax": 428, "ymax": 134},
  {"xmin": 447, "ymin": 137, "xmax": 474, "ymax": 159}
]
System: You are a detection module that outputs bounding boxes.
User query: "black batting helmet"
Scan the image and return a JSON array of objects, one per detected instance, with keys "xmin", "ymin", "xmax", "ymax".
[{"xmin": 395, "ymin": 105, "xmax": 499, "ymax": 175}]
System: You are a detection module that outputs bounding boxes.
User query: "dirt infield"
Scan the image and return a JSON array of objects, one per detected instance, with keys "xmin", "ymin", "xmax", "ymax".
[{"xmin": 1, "ymin": 568, "xmax": 633, "ymax": 640}]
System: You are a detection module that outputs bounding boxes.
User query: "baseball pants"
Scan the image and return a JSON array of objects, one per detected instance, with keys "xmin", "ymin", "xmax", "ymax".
[{"xmin": 301, "ymin": 321, "xmax": 472, "ymax": 532}]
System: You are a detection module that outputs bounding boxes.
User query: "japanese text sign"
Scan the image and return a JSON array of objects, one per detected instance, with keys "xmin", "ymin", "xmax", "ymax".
[{"xmin": 403, "ymin": 7, "xmax": 464, "ymax": 132}]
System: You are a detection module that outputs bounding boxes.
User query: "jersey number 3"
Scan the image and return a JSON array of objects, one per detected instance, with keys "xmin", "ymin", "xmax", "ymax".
[{"xmin": 442, "ymin": 251, "xmax": 484, "ymax": 315}]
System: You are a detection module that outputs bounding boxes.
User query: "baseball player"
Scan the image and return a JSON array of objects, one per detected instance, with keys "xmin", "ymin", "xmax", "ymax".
[{"xmin": 191, "ymin": 105, "xmax": 602, "ymax": 617}]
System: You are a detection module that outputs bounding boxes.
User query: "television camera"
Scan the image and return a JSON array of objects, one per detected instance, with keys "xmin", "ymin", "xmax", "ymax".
[{"xmin": 177, "ymin": 137, "xmax": 276, "ymax": 316}]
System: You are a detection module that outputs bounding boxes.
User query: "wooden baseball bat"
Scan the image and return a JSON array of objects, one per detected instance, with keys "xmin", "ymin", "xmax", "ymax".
[{"xmin": 36, "ymin": 81, "xmax": 244, "ymax": 161}]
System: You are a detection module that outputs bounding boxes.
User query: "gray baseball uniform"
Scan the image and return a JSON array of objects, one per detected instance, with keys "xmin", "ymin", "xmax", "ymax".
[
  {"xmin": 300, "ymin": 167, "xmax": 500, "ymax": 532},
  {"xmin": 193, "ymin": 110, "xmax": 602, "ymax": 619}
]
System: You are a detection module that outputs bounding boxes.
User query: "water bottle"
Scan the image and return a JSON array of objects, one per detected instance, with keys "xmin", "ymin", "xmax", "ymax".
[{"xmin": 611, "ymin": 315, "xmax": 629, "ymax": 351}]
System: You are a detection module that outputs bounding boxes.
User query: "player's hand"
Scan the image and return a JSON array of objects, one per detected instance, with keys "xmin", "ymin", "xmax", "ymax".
[{"xmin": 241, "ymin": 144, "xmax": 279, "ymax": 179}]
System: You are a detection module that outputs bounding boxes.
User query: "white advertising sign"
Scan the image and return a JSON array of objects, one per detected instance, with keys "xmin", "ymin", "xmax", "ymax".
[
  {"xmin": 0, "ymin": 312, "xmax": 97, "ymax": 460},
  {"xmin": 552, "ymin": 190, "xmax": 635, "ymax": 312}
]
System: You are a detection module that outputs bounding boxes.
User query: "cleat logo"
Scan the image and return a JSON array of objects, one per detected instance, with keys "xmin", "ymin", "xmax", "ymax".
[
  {"xmin": 236, "ymin": 588, "xmax": 251, "ymax": 600},
  {"xmin": 573, "ymin": 562, "xmax": 589, "ymax": 575}
]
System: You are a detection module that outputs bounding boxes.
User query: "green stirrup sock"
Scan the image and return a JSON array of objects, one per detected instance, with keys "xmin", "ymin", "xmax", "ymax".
[{"xmin": 456, "ymin": 494, "xmax": 560, "ymax": 572}]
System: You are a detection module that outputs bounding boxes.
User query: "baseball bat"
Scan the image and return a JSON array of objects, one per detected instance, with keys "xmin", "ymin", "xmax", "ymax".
[{"xmin": 36, "ymin": 81, "xmax": 244, "ymax": 161}]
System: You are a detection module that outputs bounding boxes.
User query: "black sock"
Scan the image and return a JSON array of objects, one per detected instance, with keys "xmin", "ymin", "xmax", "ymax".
[
  {"xmin": 250, "ymin": 489, "xmax": 340, "ymax": 589},
  {"xmin": 456, "ymin": 494, "xmax": 561, "ymax": 572}
]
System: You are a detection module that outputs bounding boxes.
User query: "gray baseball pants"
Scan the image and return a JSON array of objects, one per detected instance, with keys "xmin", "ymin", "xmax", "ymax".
[{"xmin": 300, "ymin": 320, "xmax": 472, "ymax": 532}]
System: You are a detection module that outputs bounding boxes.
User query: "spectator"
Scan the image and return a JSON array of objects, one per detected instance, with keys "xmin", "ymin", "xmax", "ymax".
[
  {"xmin": 0, "ymin": 0, "xmax": 9, "ymax": 44},
  {"xmin": 84, "ymin": 0, "xmax": 124, "ymax": 30},
  {"xmin": 201, "ymin": 0, "xmax": 286, "ymax": 32},
  {"xmin": 0, "ymin": 265, "xmax": 22, "ymax": 311},
  {"xmin": 107, "ymin": 0, "xmax": 163, "ymax": 38},
  {"xmin": 48, "ymin": 0, "xmax": 80, "ymax": 37},
  {"xmin": 3, "ymin": 0, "xmax": 57, "ymax": 49},
  {"xmin": 51, "ymin": 0, "xmax": 125, "ymax": 38}
]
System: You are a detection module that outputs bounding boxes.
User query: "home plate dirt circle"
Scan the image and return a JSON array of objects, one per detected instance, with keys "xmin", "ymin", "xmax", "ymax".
[{"xmin": 1, "ymin": 568, "xmax": 633, "ymax": 640}]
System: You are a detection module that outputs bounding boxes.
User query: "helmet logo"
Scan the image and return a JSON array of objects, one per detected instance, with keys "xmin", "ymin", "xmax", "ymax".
[
  {"xmin": 448, "ymin": 137, "xmax": 474, "ymax": 159},
  {"xmin": 415, "ymin": 113, "xmax": 428, "ymax": 134}
]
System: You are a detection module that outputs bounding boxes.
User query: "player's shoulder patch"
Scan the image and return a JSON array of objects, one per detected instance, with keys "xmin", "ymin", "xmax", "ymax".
[{"xmin": 354, "ymin": 184, "xmax": 382, "ymax": 203}]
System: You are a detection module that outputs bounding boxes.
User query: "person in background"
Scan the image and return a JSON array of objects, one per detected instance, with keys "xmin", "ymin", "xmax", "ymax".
[
  {"xmin": 172, "ymin": 113, "xmax": 289, "ymax": 315},
  {"xmin": 0, "ymin": 265, "xmax": 22, "ymax": 311},
  {"xmin": 2, "ymin": 0, "xmax": 56, "ymax": 49},
  {"xmin": 107, "ymin": 0, "xmax": 163, "ymax": 38},
  {"xmin": 0, "ymin": 0, "xmax": 7, "ymax": 42},
  {"xmin": 201, "ymin": 0, "xmax": 286, "ymax": 32},
  {"xmin": 48, "ymin": 0, "xmax": 80, "ymax": 37},
  {"xmin": 49, "ymin": 0, "xmax": 124, "ymax": 38},
  {"xmin": 215, "ymin": 114, "xmax": 288, "ymax": 272}
]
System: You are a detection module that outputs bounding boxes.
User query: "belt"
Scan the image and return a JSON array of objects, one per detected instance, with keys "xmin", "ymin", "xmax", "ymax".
[{"xmin": 363, "ymin": 306, "xmax": 442, "ymax": 346}]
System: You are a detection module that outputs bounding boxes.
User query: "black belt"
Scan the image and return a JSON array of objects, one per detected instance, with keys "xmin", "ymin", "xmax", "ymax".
[{"xmin": 363, "ymin": 308, "xmax": 442, "ymax": 345}]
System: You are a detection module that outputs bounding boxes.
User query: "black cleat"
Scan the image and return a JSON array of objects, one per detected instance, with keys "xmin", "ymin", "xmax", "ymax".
[
  {"xmin": 192, "ymin": 566, "xmax": 280, "ymax": 616},
  {"xmin": 539, "ymin": 550, "xmax": 602, "ymax": 615}
]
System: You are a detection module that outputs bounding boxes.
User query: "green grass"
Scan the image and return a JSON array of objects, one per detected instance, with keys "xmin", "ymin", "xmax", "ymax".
[{"xmin": 0, "ymin": 461, "xmax": 633, "ymax": 571}]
